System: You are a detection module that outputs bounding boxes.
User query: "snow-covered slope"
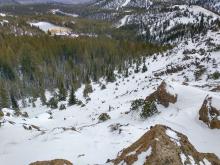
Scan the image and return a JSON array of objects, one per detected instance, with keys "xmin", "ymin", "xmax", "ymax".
[
  {"xmin": 89, "ymin": 0, "xmax": 220, "ymax": 43},
  {"xmin": 94, "ymin": 0, "xmax": 186, "ymax": 10},
  {"xmin": 0, "ymin": 1, "xmax": 220, "ymax": 165},
  {"xmin": 1, "ymin": 26, "xmax": 220, "ymax": 164},
  {"xmin": 116, "ymin": 4, "xmax": 220, "ymax": 42}
]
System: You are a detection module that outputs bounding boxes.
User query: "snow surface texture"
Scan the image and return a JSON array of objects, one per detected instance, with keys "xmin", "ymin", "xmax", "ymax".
[
  {"xmin": 1, "ymin": 27, "xmax": 220, "ymax": 164},
  {"xmin": 1, "ymin": 6, "xmax": 220, "ymax": 165},
  {"xmin": 50, "ymin": 9, "xmax": 79, "ymax": 18},
  {"xmin": 29, "ymin": 21, "xmax": 72, "ymax": 36},
  {"xmin": 133, "ymin": 146, "xmax": 152, "ymax": 165},
  {"xmin": 98, "ymin": 0, "xmax": 152, "ymax": 10},
  {"xmin": 29, "ymin": 21, "xmax": 98, "ymax": 38},
  {"xmin": 0, "ymin": 13, "xmax": 6, "ymax": 17},
  {"xmin": 116, "ymin": 5, "xmax": 220, "ymax": 40},
  {"xmin": 30, "ymin": 21, "xmax": 60, "ymax": 32}
]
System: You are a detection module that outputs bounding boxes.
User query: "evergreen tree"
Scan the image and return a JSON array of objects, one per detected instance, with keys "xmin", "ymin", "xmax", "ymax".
[
  {"xmin": 68, "ymin": 87, "xmax": 77, "ymax": 106},
  {"xmin": 0, "ymin": 85, "xmax": 9, "ymax": 108},
  {"xmin": 40, "ymin": 89, "xmax": 47, "ymax": 106},
  {"xmin": 134, "ymin": 63, "xmax": 139, "ymax": 73},
  {"xmin": 48, "ymin": 97, "xmax": 58, "ymax": 109},
  {"xmin": 21, "ymin": 98, "xmax": 27, "ymax": 108},
  {"xmin": 142, "ymin": 63, "xmax": 148, "ymax": 73},
  {"xmin": 106, "ymin": 66, "xmax": 115, "ymax": 82},
  {"xmin": 58, "ymin": 81, "xmax": 67, "ymax": 101},
  {"xmin": 83, "ymin": 83, "xmax": 93, "ymax": 98},
  {"xmin": 10, "ymin": 93, "xmax": 19, "ymax": 110},
  {"xmin": 0, "ymin": 99, "xmax": 2, "ymax": 112}
]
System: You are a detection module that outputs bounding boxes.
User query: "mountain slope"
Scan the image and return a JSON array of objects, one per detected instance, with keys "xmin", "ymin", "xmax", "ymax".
[
  {"xmin": 1, "ymin": 27, "xmax": 220, "ymax": 164},
  {"xmin": 93, "ymin": 0, "xmax": 189, "ymax": 10},
  {"xmin": 0, "ymin": 0, "xmax": 220, "ymax": 165}
]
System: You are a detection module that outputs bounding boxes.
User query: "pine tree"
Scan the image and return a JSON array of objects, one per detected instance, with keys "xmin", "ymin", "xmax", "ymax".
[
  {"xmin": 124, "ymin": 68, "xmax": 129, "ymax": 78},
  {"xmin": 21, "ymin": 98, "xmax": 27, "ymax": 108},
  {"xmin": 134, "ymin": 63, "xmax": 139, "ymax": 73},
  {"xmin": 106, "ymin": 66, "xmax": 115, "ymax": 82},
  {"xmin": 68, "ymin": 87, "xmax": 76, "ymax": 106},
  {"xmin": 83, "ymin": 83, "xmax": 93, "ymax": 98},
  {"xmin": 142, "ymin": 63, "xmax": 148, "ymax": 73},
  {"xmin": 40, "ymin": 89, "xmax": 47, "ymax": 106},
  {"xmin": 0, "ymin": 99, "xmax": 2, "ymax": 112},
  {"xmin": 0, "ymin": 85, "xmax": 9, "ymax": 108},
  {"xmin": 58, "ymin": 81, "xmax": 67, "ymax": 101},
  {"xmin": 10, "ymin": 93, "xmax": 19, "ymax": 110},
  {"xmin": 48, "ymin": 96, "xmax": 58, "ymax": 109}
]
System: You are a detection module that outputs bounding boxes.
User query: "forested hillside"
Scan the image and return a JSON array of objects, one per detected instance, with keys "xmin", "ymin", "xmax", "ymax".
[{"xmin": 0, "ymin": 30, "xmax": 168, "ymax": 111}]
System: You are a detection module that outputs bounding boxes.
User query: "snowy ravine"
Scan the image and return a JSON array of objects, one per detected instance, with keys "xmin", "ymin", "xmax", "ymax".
[{"xmin": 1, "ymin": 30, "xmax": 220, "ymax": 165}]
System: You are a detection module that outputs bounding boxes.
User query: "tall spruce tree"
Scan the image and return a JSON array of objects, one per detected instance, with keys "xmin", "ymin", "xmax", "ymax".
[
  {"xmin": 68, "ymin": 87, "xmax": 76, "ymax": 106},
  {"xmin": 0, "ymin": 85, "xmax": 9, "ymax": 108},
  {"xmin": 40, "ymin": 89, "xmax": 47, "ymax": 106},
  {"xmin": 58, "ymin": 81, "xmax": 67, "ymax": 101},
  {"xmin": 10, "ymin": 93, "xmax": 19, "ymax": 110}
]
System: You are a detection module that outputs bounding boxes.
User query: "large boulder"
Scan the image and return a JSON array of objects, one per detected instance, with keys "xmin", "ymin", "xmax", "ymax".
[
  {"xmin": 199, "ymin": 96, "xmax": 220, "ymax": 129},
  {"xmin": 29, "ymin": 159, "xmax": 73, "ymax": 165},
  {"xmin": 110, "ymin": 125, "xmax": 220, "ymax": 165},
  {"xmin": 145, "ymin": 81, "xmax": 177, "ymax": 107}
]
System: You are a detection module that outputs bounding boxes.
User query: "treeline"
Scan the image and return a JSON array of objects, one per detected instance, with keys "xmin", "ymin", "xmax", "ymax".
[{"xmin": 0, "ymin": 34, "xmax": 169, "ymax": 110}]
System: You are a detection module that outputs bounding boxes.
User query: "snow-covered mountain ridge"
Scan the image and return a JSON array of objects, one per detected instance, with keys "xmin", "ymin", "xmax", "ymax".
[
  {"xmin": 93, "ymin": 0, "xmax": 220, "ymax": 12},
  {"xmin": 87, "ymin": 0, "xmax": 220, "ymax": 44}
]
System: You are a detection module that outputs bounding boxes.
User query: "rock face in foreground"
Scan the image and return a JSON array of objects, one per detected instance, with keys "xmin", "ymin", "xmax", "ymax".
[
  {"xmin": 111, "ymin": 125, "xmax": 220, "ymax": 165},
  {"xmin": 29, "ymin": 159, "xmax": 73, "ymax": 165},
  {"xmin": 145, "ymin": 81, "xmax": 177, "ymax": 107},
  {"xmin": 199, "ymin": 96, "xmax": 220, "ymax": 129}
]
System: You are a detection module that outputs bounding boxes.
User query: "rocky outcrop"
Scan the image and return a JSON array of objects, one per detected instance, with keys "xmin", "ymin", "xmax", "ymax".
[
  {"xmin": 199, "ymin": 96, "xmax": 220, "ymax": 129},
  {"xmin": 145, "ymin": 81, "xmax": 177, "ymax": 107},
  {"xmin": 29, "ymin": 159, "xmax": 73, "ymax": 165},
  {"xmin": 110, "ymin": 125, "xmax": 220, "ymax": 165}
]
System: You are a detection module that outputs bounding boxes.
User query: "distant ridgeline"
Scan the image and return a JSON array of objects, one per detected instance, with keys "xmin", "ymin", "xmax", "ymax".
[{"xmin": 0, "ymin": 34, "xmax": 168, "ymax": 110}]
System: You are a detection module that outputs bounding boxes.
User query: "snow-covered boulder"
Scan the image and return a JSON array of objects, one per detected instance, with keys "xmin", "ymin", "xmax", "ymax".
[
  {"xmin": 29, "ymin": 159, "xmax": 73, "ymax": 165},
  {"xmin": 199, "ymin": 96, "xmax": 220, "ymax": 129},
  {"xmin": 145, "ymin": 81, "xmax": 177, "ymax": 108},
  {"xmin": 110, "ymin": 125, "xmax": 220, "ymax": 165}
]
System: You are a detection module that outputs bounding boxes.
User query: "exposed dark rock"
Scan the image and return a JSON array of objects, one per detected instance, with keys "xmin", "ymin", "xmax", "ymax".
[
  {"xmin": 29, "ymin": 159, "xmax": 73, "ymax": 165},
  {"xmin": 110, "ymin": 125, "xmax": 220, "ymax": 165},
  {"xmin": 145, "ymin": 81, "xmax": 177, "ymax": 107},
  {"xmin": 199, "ymin": 96, "xmax": 220, "ymax": 129}
]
